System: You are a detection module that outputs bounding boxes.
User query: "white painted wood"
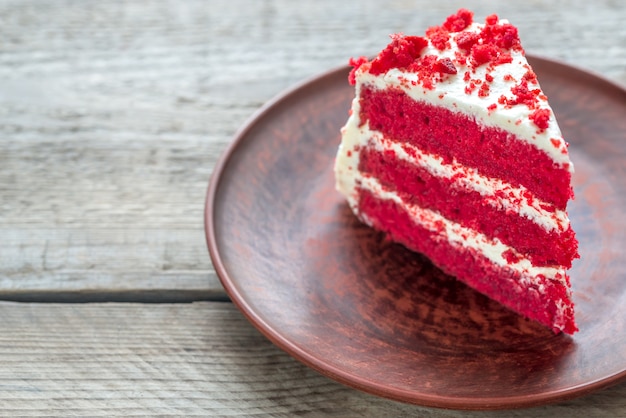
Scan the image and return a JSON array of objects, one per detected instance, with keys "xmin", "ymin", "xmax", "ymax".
[
  {"xmin": 0, "ymin": 301, "xmax": 621, "ymax": 417},
  {"xmin": 0, "ymin": 0, "xmax": 624, "ymax": 297},
  {"xmin": 0, "ymin": 0, "xmax": 624, "ymax": 414}
]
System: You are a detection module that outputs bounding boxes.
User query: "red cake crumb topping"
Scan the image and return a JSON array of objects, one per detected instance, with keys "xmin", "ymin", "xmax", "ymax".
[
  {"xmin": 479, "ymin": 16, "xmax": 521, "ymax": 50},
  {"xmin": 478, "ymin": 82, "xmax": 490, "ymax": 97},
  {"xmin": 495, "ymin": 78, "xmax": 552, "ymax": 130},
  {"xmin": 348, "ymin": 10, "xmax": 529, "ymax": 95},
  {"xmin": 523, "ymin": 69, "xmax": 538, "ymax": 84},
  {"xmin": 530, "ymin": 109, "xmax": 551, "ymax": 131},
  {"xmin": 348, "ymin": 56, "xmax": 369, "ymax": 85},
  {"xmin": 454, "ymin": 31, "xmax": 480, "ymax": 52},
  {"xmin": 465, "ymin": 76, "xmax": 493, "ymax": 97},
  {"xmin": 485, "ymin": 14, "xmax": 499, "ymax": 26},
  {"xmin": 409, "ymin": 56, "xmax": 439, "ymax": 89},
  {"xmin": 389, "ymin": 54, "xmax": 459, "ymax": 90},
  {"xmin": 471, "ymin": 43, "xmax": 500, "ymax": 66},
  {"xmin": 426, "ymin": 25, "xmax": 451, "ymax": 50},
  {"xmin": 501, "ymin": 80, "xmax": 542, "ymax": 108},
  {"xmin": 443, "ymin": 8, "xmax": 474, "ymax": 32},
  {"xmin": 451, "ymin": 13, "xmax": 521, "ymax": 71},
  {"xmin": 511, "ymin": 81, "xmax": 540, "ymax": 107},
  {"xmin": 369, "ymin": 34, "xmax": 428, "ymax": 76},
  {"xmin": 469, "ymin": 44, "xmax": 513, "ymax": 68},
  {"xmin": 349, "ymin": 10, "xmax": 553, "ymax": 128},
  {"xmin": 433, "ymin": 57, "xmax": 458, "ymax": 74}
]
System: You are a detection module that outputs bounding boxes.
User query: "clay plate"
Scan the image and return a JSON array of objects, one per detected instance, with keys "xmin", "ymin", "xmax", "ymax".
[{"xmin": 205, "ymin": 56, "xmax": 626, "ymax": 410}]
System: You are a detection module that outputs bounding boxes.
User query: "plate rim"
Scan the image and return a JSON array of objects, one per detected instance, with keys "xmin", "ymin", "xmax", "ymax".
[{"xmin": 204, "ymin": 55, "xmax": 626, "ymax": 410}]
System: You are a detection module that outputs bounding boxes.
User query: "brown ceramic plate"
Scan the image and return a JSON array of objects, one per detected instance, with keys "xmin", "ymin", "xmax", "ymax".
[{"xmin": 205, "ymin": 56, "xmax": 626, "ymax": 410}]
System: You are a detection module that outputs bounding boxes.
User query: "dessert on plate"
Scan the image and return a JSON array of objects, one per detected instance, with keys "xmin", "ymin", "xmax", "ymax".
[{"xmin": 334, "ymin": 9, "xmax": 579, "ymax": 334}]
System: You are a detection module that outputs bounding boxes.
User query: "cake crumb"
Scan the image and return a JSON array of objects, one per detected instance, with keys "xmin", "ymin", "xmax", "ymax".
[{"xmin": 530, "ymin": 108, "xmax": 551, "ymax": 131}]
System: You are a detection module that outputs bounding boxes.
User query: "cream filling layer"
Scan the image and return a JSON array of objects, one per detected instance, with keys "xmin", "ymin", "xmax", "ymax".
[{"xmin": 359, "ymin": 175, "xmax": 566, "ymax": 287}]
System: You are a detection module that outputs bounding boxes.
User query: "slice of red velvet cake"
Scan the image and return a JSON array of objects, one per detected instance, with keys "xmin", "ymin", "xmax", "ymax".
[{"xmin": 334, "ymin": 9, "xmax": 579, "ymax": 334}]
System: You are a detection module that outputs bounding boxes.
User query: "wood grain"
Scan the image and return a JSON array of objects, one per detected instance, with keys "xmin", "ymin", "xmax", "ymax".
[
  {"xmin": 0, "ymin": 301, "xmax": 622, "ymax": 417},
  {"xmin": 0, "ymin": 0, "xmax": 625, "ymax": 414},
  {"xmin": 1, "ymin": 0, "xmax": 624, "ymax": 298}
]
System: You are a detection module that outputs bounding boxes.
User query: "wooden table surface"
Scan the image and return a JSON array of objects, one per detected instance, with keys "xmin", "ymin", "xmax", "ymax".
[{"xmin": 1, "ymin": 0, "xmax": 625, "ymax": 415}]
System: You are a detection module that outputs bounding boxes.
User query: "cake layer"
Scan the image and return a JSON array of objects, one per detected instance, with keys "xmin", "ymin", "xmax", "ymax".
[
  {"xmin": 359, "ymin": 145, "xmax": 578, "ymax": 267},
  {"xmin": 360, "ymin": 125, "xmax": 570, "ymax": 232},
  {"xmin": 358, "ymin": 175, "xmax": 566, "ymax": 284},
  {"xmin": 357, "ymin": 187, "xmax": 577, "ymax": 334},
  {"xmin": 358, "ymin": 86, "xmax": 573, "ymax": 209}
]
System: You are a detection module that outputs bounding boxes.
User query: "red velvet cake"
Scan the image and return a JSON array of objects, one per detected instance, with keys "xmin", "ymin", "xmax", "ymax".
[{"xmin": 334, "ymin": 9, "xmax": 579, "ymax": 334}]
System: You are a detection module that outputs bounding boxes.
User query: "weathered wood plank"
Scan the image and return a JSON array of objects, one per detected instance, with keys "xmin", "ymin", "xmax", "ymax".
[
  {"xmin": 1, "ymin": 0, "xmax": 624, "ymax": 297},
  {"xmin": 0, "ymin": 1, "xmax": 623, "ymax": 415},
  {"xmin": 0, "ymin": 301, "xmax": 622, "ymax": 417}
]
